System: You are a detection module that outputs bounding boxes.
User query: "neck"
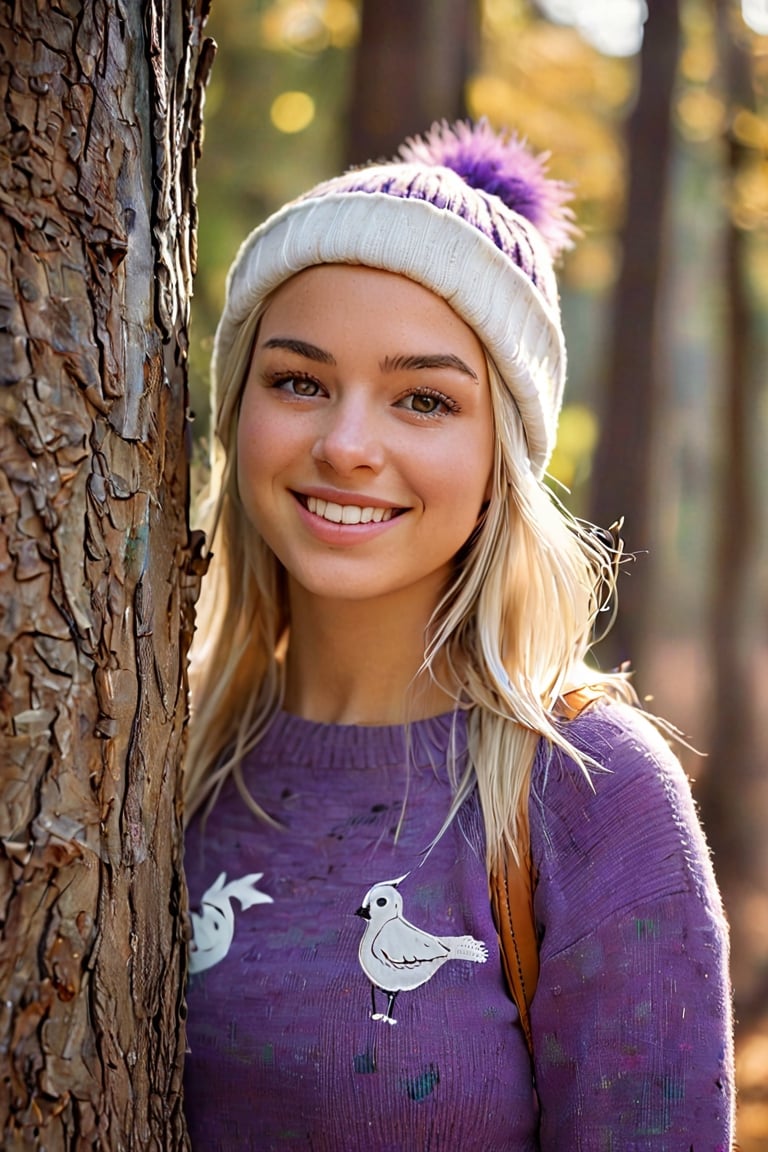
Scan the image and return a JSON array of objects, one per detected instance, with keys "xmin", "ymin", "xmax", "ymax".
[{"xmin": 282, "ymin": 582, "xmax": 458, "ymax": 725}]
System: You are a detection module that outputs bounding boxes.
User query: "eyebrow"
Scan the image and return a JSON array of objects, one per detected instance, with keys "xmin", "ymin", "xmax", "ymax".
[
  {"xmin": 260, "ymin": 339, "xmax": 478, "ymax": 383},
  {"xmin": 261, "ymin": 337, "xmax": 336, "ymax": 364},
  {"xmin": 381, "ymin": 353, "xmax": 479, "ymax": 382}
]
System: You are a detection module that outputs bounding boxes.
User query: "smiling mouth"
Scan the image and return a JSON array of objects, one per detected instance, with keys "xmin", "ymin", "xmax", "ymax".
[{"xmin": 298, "ymin": 494, "xmax": 403, "ymax": 525}]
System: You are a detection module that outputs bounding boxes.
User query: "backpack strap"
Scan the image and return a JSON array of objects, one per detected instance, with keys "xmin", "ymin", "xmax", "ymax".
[
  {"xmin": 489, "ymin": 822, "xmax": 538, "ymax": 1058},
  {"xmin": 489, "ymin": 686, "xmax": 602, "ymax": 1059}
]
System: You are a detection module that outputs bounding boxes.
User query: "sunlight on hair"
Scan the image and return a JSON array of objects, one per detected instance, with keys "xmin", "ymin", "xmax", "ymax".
[{"xmin": 536, "ymin": 0, "xmax": 648, "ymax": 57}]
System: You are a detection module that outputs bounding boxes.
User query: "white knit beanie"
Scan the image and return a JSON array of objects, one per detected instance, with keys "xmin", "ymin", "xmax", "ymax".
[{"xmin": 212, "ymin": 120, "xmax": 575, "ymax": 477}]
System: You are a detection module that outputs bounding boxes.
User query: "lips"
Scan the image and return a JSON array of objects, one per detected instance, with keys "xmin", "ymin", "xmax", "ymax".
[{"xmin": 297, "ymin": 493, "xmax": 404, "ymax": 526}]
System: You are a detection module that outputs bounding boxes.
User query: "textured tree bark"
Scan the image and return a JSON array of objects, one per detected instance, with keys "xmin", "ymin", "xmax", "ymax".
[{"xmin": 0, "ymin": 2, "xmax": 213, "ymax": 1147}]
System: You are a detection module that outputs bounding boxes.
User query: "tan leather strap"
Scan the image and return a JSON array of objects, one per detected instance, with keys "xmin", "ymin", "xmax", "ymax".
[
  {"xmin": 555, "ymin": 684, "xmax": 603, "ymax": 721},
  {"xmin": 489, "ymin": 830, "xmax": 538, "ymax": 1057},
  {"xmin": 489, "ymin": 686, "xmax": 601, "ymax": 1059}
]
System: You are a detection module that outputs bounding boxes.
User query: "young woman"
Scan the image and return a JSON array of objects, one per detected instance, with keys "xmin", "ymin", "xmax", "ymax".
[{"xmin": 183, "ymin": 121, "xmax": 734, "ymax": 1149}]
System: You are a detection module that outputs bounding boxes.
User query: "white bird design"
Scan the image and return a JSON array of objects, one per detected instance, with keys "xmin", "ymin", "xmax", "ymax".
[
  {"xmin": 189, "ymin": 871, "xmax": 273, "ymax": 974},
  {"xmin": 355, "ymin": 878, "xmax": 488, "ymax": 1024}
]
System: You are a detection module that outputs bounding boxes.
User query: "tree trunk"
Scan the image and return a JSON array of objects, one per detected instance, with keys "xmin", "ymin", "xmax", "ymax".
[
  {"xmin": 345, "ymin": 0, "xmax": 477, "ymax": 165},
  {"xmin": 589, "ymin": 1, "xmax": 681, "ymax": 679},
  {"xmin": 696, "ymin": 0, "xmax": 764, "ymax": 1027},
  {"xmin": 0, "ymin": 2, "xmax": 213, "ymax": 1148}
]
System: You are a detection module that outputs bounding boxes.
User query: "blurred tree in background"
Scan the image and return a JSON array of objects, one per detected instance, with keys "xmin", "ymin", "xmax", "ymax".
[
  {"xmin": 589, "ymin": 0, "xmax": 682, "ymax": 675},
  {"xmin": 191, "ymin": 1, "xmax": 768, "ymax": 1142},
  {"xmin": 345, "ymin": 0, "xmax": 476, "ymax": 163},
  {"xmin": 698, "ymin": 0, "xmax": 767, "ymax": 1069}
]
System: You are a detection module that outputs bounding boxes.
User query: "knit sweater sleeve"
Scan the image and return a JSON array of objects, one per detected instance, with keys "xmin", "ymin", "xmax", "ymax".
[{"xmin": 528, "ymin": 702, "xmax": 734, "ymax": 1151}]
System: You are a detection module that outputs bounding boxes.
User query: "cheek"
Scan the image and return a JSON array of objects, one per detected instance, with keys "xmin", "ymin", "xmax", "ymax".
[
  {"xmin": 418, "ymin": 438, "xmax": 493, "ymax": 537},
  {"xmin": 479, "ymin": 426, "xmax": 496, "ymax": 504},
  {"xmin": 448, "ymin": 427, "xmax": 495, "ymax": 510}
]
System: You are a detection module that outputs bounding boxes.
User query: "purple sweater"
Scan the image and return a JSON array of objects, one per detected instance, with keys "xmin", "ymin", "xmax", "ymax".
[{"xmin": 183, "ymin": 702, "xmax": 733, "ymax": 1150}]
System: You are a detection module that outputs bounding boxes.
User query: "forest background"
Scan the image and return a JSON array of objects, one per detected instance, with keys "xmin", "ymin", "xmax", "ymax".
[{"xmin": 190, "ymin": 0, "xmax": 768, "ymax": 1144}]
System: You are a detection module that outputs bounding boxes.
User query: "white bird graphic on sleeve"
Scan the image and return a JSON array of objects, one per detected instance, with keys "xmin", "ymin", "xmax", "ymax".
[{"xmin": 355, "ymin": 878, "xmax": 488, "ymax": 1024}]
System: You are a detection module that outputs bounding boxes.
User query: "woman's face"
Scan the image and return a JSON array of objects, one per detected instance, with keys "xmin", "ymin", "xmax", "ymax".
[{"xmin": 237, "ymin": 265, "xmax": 494, "ymax": 611}]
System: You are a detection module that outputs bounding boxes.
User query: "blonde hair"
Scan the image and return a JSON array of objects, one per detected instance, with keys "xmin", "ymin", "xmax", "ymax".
[{"xmin": 186, "ymin": 304, "xmax": 634, "ymax": 866}]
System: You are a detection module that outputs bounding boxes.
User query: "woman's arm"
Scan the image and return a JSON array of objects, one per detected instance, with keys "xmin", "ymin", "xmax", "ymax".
[{"xmin": 529, "ymin": 703, "xmax": 734, "ymax": 1150}]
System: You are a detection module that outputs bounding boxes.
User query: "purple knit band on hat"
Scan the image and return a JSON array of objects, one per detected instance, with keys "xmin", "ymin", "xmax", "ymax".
[{"xmin": 301, "ymin": 165, "xmax": 553, "ymax": 302}]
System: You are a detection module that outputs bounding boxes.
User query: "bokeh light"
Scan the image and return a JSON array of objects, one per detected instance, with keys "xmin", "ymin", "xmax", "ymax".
[
  {"xmin": 261, "ymin": 0, "xmax": 359, "ymax": 53},
  {"xmin": 270, "ymin": 90, "xmax": 316, "ymax": 133},
  {"xmin": 536, "ymin": 0, "xmax": 648, "ymax": 57},
  {"xmin": 548, "ymin": 403, "xmax": 600, "ymax": 489},
  {"xmin": 742, "ymin": 0, "xmax": 768, "ymax": 34},
  {"xmin": 675, "ymin": 88, "xmax": 726, "ymax": 143}
]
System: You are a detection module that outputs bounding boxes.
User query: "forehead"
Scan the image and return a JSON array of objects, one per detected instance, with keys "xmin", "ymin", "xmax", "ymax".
[{"xmin": 259, "ymin": 265, "xmax": 486, "ymax": 363}]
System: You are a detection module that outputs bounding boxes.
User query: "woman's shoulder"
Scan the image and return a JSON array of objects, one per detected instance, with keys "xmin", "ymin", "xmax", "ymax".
[
  {"xmin": 536, "ymin": 695, "xmax": 692, "ymax": 804},
  {"xmin": 529, "ymin": 697, "xmax": 723, "ymax": 918}
]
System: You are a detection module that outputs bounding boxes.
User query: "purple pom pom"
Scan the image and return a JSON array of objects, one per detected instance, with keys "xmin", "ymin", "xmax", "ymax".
[{"xmin": 398, "ymin": 119, "xmax": 575, "ymax": 259}]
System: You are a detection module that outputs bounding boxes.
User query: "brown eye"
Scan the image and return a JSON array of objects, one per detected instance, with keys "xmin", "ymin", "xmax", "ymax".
[
  {"xmin": 273, "ymin": 375, "xmax": 322, "ymax": 397},
  {"xmin": 410, "ymin": 393, "xmax": 441, "ymax": 414},
  {"xmin": 397, "ymin": 389, "xmax": 456, "ymax": 416},
  {"xmin": 293, "ymin": 378, "xmax": 319, "ymax": 396}
]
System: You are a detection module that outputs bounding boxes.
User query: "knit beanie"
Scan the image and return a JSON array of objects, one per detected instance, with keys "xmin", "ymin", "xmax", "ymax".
[{"xmin": 212, "ymin": 120, "xmax": 575, "ymax": 477}]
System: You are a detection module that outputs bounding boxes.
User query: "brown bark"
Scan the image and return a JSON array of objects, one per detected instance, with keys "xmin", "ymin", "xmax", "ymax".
[
  {"xmin": 345, "ymin": 0, "xmax": 477, "ymax": 165},
  {"xmin": 589, "ymin": 2, "xmax": 681, "ymax": 678},
  {"xmin": 0, "ymin": 2, "xmax": 213, "ymax": 1147}
]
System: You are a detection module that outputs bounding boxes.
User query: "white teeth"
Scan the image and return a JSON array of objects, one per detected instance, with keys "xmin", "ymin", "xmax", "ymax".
[{"xmin": 306, "ymin": 495, "xmax": 394, "ymax": 525}]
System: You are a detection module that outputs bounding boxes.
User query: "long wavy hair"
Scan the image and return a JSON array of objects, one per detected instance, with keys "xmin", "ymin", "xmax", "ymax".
[{"xmin": 185, "ymin": 294, "xmax": 634, "ymax": 867}]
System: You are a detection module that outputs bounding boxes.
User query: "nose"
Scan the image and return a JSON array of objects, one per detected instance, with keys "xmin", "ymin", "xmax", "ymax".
[{"xmin": 311, "ymin": 393, "xmax": 385, "ymax": 475}]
